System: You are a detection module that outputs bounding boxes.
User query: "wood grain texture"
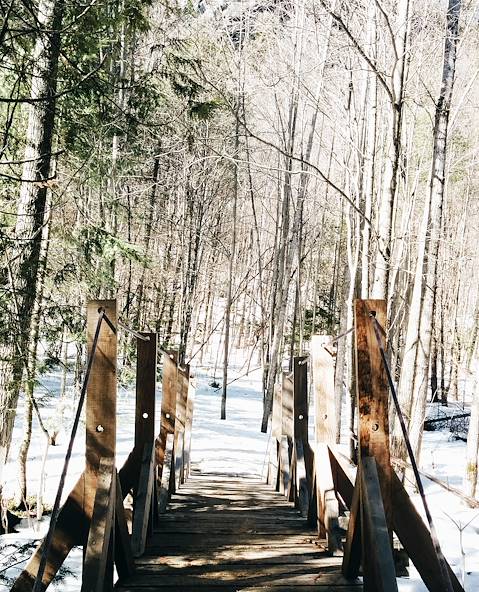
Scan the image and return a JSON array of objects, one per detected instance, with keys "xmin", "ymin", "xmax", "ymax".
[
  {"xmin": 311, "ymin": 335, "xmax": 336, "ymax": 445},
  {"xmin": 86, "ymin": 300, "xmax": 117, "ymax": 520},
  {"xmin": 158, "ymin": 433, "xmax": 174, "ymax": 514},
  {"xmin": 82, "ymin": 457, "xmax": 115, "ymax": 592},
  {"xmin": 360, "ymin": 458, "xmax": 398, "ymax": 592},
  {"xmin": 354, "ymin": 299, "xmax": 392, "ymax": 533},
  {"xmin": 293, "ymin": 356, "xmax": 308, "ymax": 442},
  {"xmin": 135, "ymin": 333, "xmax": 157, "ymax": 452},
  {"xmin": 116, "ymin": 473, "xmax": 362, "ymax": 592},
  {"xmin": 132, "ymin": 442, "xmax": 156, "ymax": 557},
  {"xmin": 157, "ymin": 353, "xmax": 177, "ymax": 478}
]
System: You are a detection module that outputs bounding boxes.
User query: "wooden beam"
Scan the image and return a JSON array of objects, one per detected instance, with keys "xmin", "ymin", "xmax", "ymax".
[
  {"xmin": 135, "ymin": 333, "xmax": 157, "ymax": 453},
  {"xmin": 85, "ymin": 300, "xmax": 117, "ymax": 520},
  {"xmin": 114, "ymin": 473, "xmax": 135, "ymax": 581},
  {"xmin": 342, "ymin": 477, "xmax": 361, "ymax": 579},
  {"xmin": 310, "ymin": 337, "xmax": 340, "ymax": 554},
  {"xmin": 360, "ymin": 458, "xmax": 398, "ymax": 592},
  {"xmin": 158, "ymin": 433, "xmax": 175, "ymax": 514},
  {"xmin": 183, "ymin": 377, "xmax": 196, "ymax": 481},
  {"xmin": 157, "ymin": 352, "xmax": 177, "ymax": 480},
  {"xmin": 311, "ymin": 335, "xmax": 336, "ymax": 445},
  {"xmin": 354, "ymin": 299, "xmax": 392, "ymax": 531},
  {"xmin": 328, "ymin": 446, "xmax": 354, "ymax": 510},
  {"xmin": 295, "ymin": 438, "xmax": 309, "ymax": 517},
  {"xmin": 132, "ymin": 442, "xmax": 156, "ymax": 557},
  {"xmin": 314, "ymin": 443, "xmax": 341, "ymax": 554},
  {"xmin": 279, "ymin": 435, "xmax": 290, "ymax": 496},
  {"xmin": 272, "ymin": 383, "xmax": 282, "ymax": 440},
  {"xmin": 293, "ymin": 356, "xmax": 308, "ymax": 443},
  {"xmin": 282, "ymin": 373, "xmax": 294, "ymax": 440},
  {"xmin": 391, "ymin": 471, "xmax": 464, "ymax": 592},
  {"xmin": 82, "ymin": 457, "xmax": 116, "ymax": 592}
]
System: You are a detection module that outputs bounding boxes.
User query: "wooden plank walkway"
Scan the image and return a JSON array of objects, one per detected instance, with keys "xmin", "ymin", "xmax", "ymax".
[{"xmin": 116, "ymin": 473, "xmax": 363, "ymax": 591}]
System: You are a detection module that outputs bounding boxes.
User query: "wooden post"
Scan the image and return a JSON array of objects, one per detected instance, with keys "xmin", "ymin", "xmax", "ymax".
[
  {"xmin": 175, "ymin": 363, "xmax": 189, "ymax": 486},
  {"xmin": 311, "ymin": 336, "xmax": 336, "ymax": 444},
  {"xmin": 293, "ymin": 356, "xmax": 308, "ymax": 443},
  {"xmin": 354, "ymin": 299, "xmax": 392, "ymax": 589},
  {"xmin": 157, "ymin": 352, "xmax": 177, "ymax": 480},
  {"xmin": 269, "ymin": 383, "xmax": 282, "ymax": 488},
  {"xmin": 282, "ymin": 373, "xmax": 294, "ymax": 500},
  {"xmin": 293, "ymin": 356, "xmax": 309, "ymax": 512},
  {"xmin": 311, "ymin": 336, "xmax": 340, "ymax": 554},
  {"xmin": 183, "ymin": 377, "xmax": 196, "ymax": 481},
  {"xmin": 282, "ymin": 373, "xmax": 294, "ymax": 440},
  {"xmin": 354, "ymin": 299, "xmax": 392, "ymax": 524},
  {"xmin": 85, "ymin": 300, "xmax": 117, "ymax": 520},
  {"xmin": 135, "ymin": 333, "xmax": 157, "ymax": 453},
  {"xmin": 82, "ymin": 457, "xmax": 116, "ymax": 592}
]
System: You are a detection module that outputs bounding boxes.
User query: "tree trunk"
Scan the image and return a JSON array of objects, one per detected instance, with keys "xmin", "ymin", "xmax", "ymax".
[
  {"xmin": 0, "ymin": 0, "xmax": 63, "ymax": 476},
  {"xmin": 400, "ymin": 0, "xmax": 461, "ymax": 466}
]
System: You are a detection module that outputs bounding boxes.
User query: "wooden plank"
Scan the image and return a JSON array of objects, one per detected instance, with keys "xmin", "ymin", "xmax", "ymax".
[
  {"xmin": 281, "ymin": 373, "xmax": 294, "ymax": 439},
  {"xmin": 176, "ymin": 363, "xmax": 189, "ymax": 431},
  {"xmin": 293, "ymin": 356, "xmax": 308, "ymax": 443},
  {"xmin": 314, "ymin": 443, "xmax": 341, "ymax": 554},
  {"xmin": 174, "ymin": 429, "xmax": 185, "ymax": 490},
  {"xmin": 115, "ymin": 472, "xmax": 135, "ymax": 581},
  {"xmin": 82, "ymin": 457, "xmax": 115, "ymax": 592},
  {"xmin": 272, "ymin": 383, "xmax": 282, "ymax": 440},
  {"xmin": 295, "ymin": 438, "xmax": 309, "ymax": 518},
  {"xmin": 354, "ymin": 299, "xmax": 392, "ymax": 530},
  {"xmin": 157, "ymin": 352, "xmax": 177, "ymax": 479},
  {"xmin": 158, "ymin": 433, "xmax": 174, "ymax": 514},
  {"xmin": 279, "ymin": 435, "xmax": 290, "ymax": 496},
  {"xmin": 342, "ymin": 477, "xmax": 361, "ymax": 579},
  {"xmin": 85, "ymin": 299, "xmax": 117, "ymax": 520},
  {"xmin": 132, "ymin": 442, "xmax": 156, "ymax": 557},
  {"xmin": 183, "ymin": 377, "xmax": 196, "ymax": 480},
  {"xmin": 391, "ymin": 470, "xmax": 464, "ymax": 592},
  {"xmin": 135, "ymin": 333, "xmax": 157, "ymax": 453},
  {"xmin": 360, "ymin": 457, "xmax": 398, "ymax": 592},
  {"xmin": 311, "ymin": 335, "xmax": 336, "ymax": 445},
  {"xmin": 328, "ymin": 446, "xmax": 355, "ymax": 510}
]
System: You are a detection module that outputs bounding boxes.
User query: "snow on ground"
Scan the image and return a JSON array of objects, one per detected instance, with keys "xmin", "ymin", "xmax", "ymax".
[{"xmin": 1, "ymin": 355, "xmax": 478, "ymax": 590}]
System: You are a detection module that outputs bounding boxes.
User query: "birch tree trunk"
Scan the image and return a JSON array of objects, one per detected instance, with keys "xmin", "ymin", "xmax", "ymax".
[{"xmin": 396, "ymin": 0, "xmax": 461, "ymax": 465}]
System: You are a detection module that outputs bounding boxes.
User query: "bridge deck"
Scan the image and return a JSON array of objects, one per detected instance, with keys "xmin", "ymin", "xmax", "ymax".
[{"xmin": 116, "ymin": 473, "xmax": 362, "ymax": 591}]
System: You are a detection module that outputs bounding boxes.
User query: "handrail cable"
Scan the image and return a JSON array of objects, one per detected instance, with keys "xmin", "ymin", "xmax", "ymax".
[
  {"xmin": 368, "ymin": 309, "xmax": 454, "ymax": 592},
  {"xmin": 33, "ymin": 311, "xmax": 106, "ymax": 592}
]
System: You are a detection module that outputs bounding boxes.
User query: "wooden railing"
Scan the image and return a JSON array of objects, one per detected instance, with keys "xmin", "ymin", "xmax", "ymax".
[
  {"xmin": 268, "ymin": 298, "xmax": 465, "ymax": 592},
  {"xmin": 12, "ymin": 299, "xmax": 196, "ymax": 592}
]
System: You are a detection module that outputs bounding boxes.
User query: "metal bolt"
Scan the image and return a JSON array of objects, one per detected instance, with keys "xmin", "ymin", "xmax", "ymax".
[
  {"xmin": 372, "ymin": 423, "xmax": 379, "ymax": 432},
  {"xmin": 299, "ymin": 414, "xmax": 304, "ymax": 420},
  {"xmin": 166, "ymin": 413, "xmax": 171, "ymax": 419},
  {"xmin": 96, "ymin": 425, "xmax": 104, "ymax": 433},
  {"xmin": 143, "ymin": 412, "xmax": 149, "ymax": 419}
]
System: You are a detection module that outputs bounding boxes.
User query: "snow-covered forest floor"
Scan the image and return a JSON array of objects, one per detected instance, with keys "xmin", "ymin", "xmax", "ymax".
[{"xmin": 1, "ymin": 355, "xmax": 478, "ymax": 591}]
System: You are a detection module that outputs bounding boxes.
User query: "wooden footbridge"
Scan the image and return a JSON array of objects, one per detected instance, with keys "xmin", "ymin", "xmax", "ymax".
[{"xmin": 11, "ymin": 299, "xmax": 464, "ymax": 592}]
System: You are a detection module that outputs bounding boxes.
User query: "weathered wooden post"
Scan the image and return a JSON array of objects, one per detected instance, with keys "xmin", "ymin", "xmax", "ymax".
[
  {"xmin": 157, "ymin": 352, "xmax": 177, "ymax": 481},
  {"xmin": 268, "ymin": 383, "xmax": 282, "ymax": 488},
  {"xmin": 354, "ymin": 299, "xmax": 396, "ymax": 591},
  {"xmin": 83, "ymin": 299, "xmax": 117, "ymax": 592},
  {"xmin": 293, "ymin": 356, "xmax": 309, "ymax": 515},
  {"xmin": 281, "ymin": 372, "xmax": 294, "ymax": 497},
  {"xmin": 311, "ymin": 336, "xmax": 341, "ymax": 553},
  {"xmin": 175, "ymin": 363, "xmax": 189, "ymax": 488},
  {"xmin": 131, "ymin": 332, "xmax": 158, "ymax": 556},
  {"xmin": 183, "ymin": 376, "xmax": 196, "ymax": 480}
]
